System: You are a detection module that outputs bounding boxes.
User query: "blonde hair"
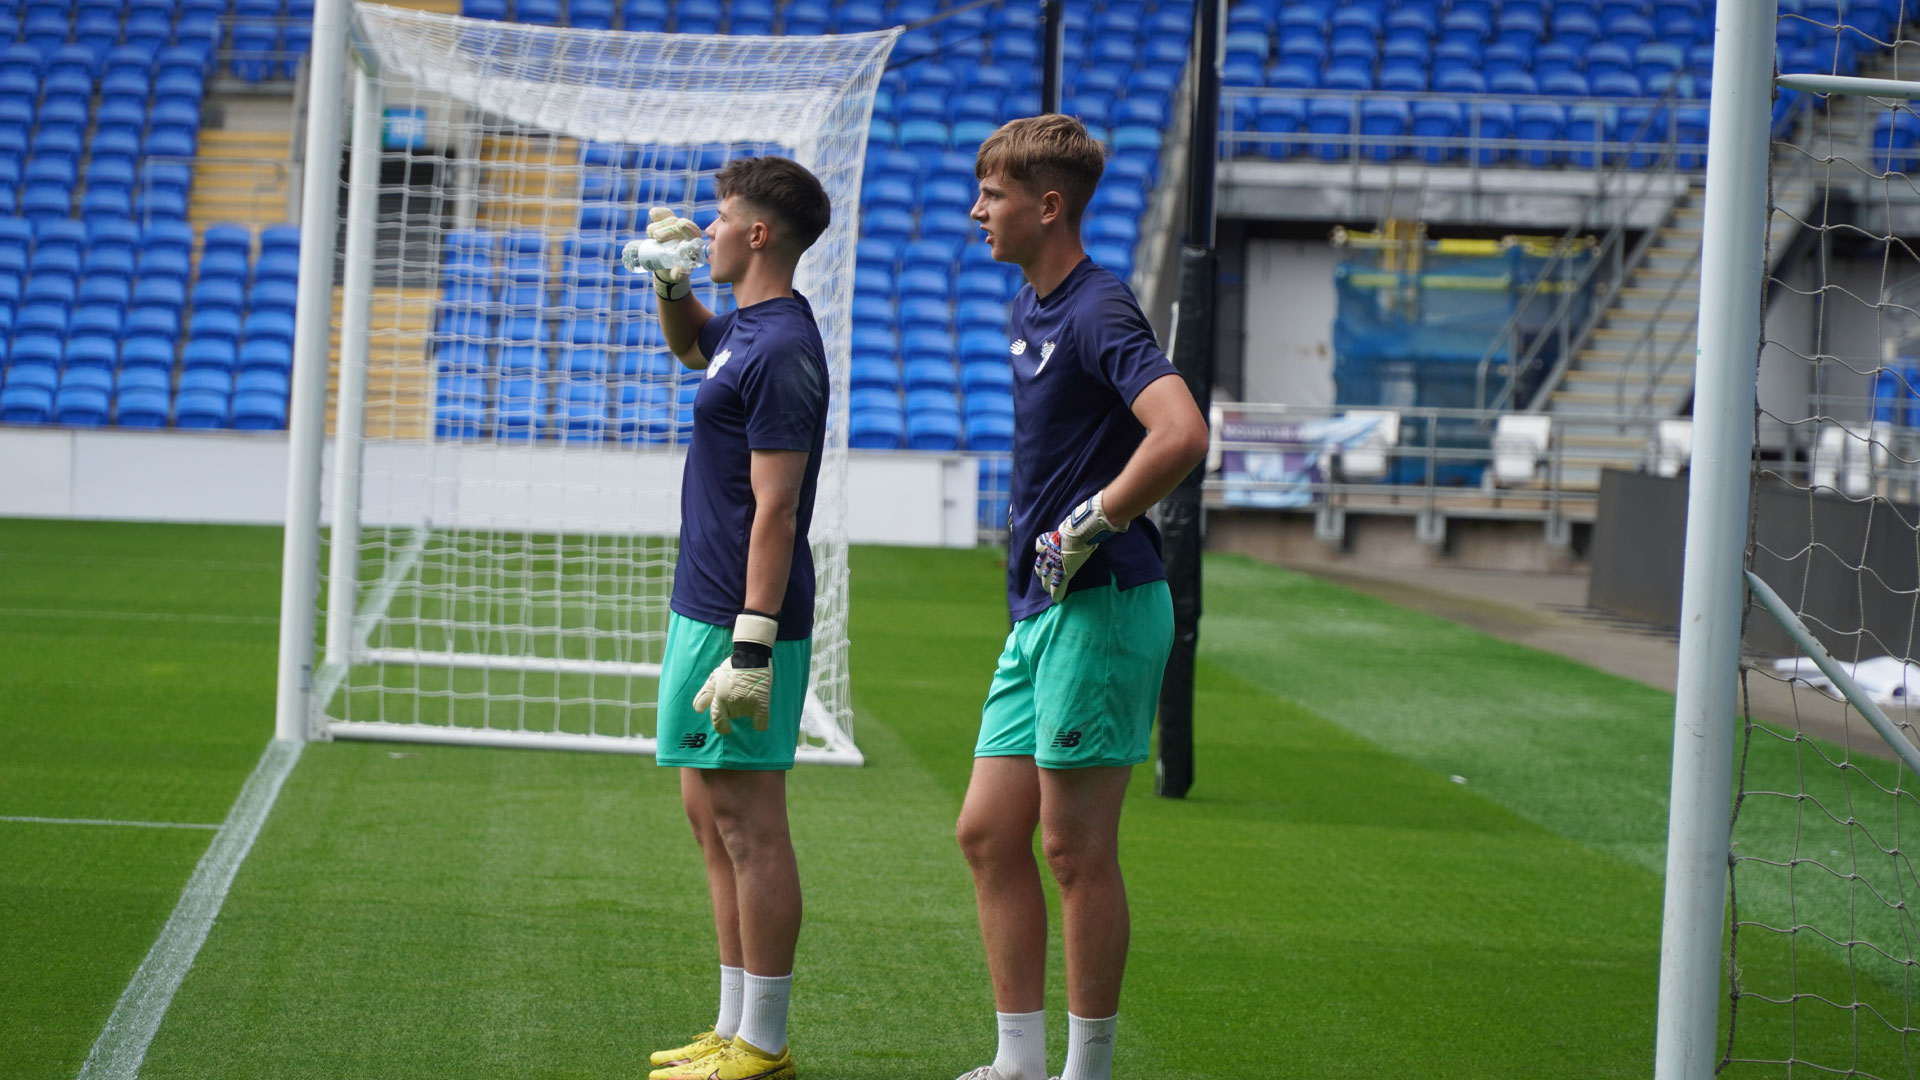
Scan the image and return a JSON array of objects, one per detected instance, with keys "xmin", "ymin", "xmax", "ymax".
[{"xmin": 974, "ymin": 114, "xmax": 1107, "ymax": 223}]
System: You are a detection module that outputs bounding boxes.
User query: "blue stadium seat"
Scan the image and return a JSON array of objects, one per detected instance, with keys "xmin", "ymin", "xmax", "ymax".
[
  {"xmin": 182, "ymin": 338, "xmax": 237, "ymax": 372},
  {"xmin": 121, "ymin": 336, "xmax": 177, "ymax": 373},
  {"xmin": 960, "ymin": 361, "xmax": 1012, "ymax": 396},
  {"xmin": 849, "ymin": 406, "xmax": 904, "ymax": 449},
  {"xmin": 903, "ymin": 358, "xmax": 957, "ymax": 393},
  {"xmin": 435, "ymin": 374, "xmax": 490, "ymax": 438},
  {"xmin": 1552, "ymin": 8, "xmax": 1601, "ymax": 49},
  {"xmin": 189, "ymin": 307, "xmax": 242, "ymax": 344},
  {"xmin": 1515, "ymin": 103, "xmax": 1567, "ymax": 166},
  {"xmin": 495, "ymin": 376, "xmax": 546, "ymax": 439},
  {"xmin": 1534, "ymin": 42, "xmax": 1583, "ymax": 82},
  {"xmin": 965, "ymin": 413, "xmax": 1013, "ymax": 452},
  {"xmin": 557, "ymin": 378, "xmax": 608, "ymax": 441},
  {"xmin": 126, "ymin": 304, "xmax": 180, "ymax": 339},
  {"xmin": 53, "ymin": 378, "xmax": 110, "ymax": 424},
  {"xmin": 174, "ymin": 387, "xmax": 230, "ymax": 429},
  {"xmin": 0, "ymin": 381, "xmax": 52, "ymax": 423},
  {"xmin": 905, "ymin": 407, "xmax": 960, "ymax": 451},
  {"xmin": 114, "ymin": 386, "xmax": 171, "ymax": 427},
  {"xmin": 69, "ymin": 304, "xmax": 122, "ymax": 340},
  {"xmin": 232, "ymin": 389, "xmax": 287, "ymax": 430}
]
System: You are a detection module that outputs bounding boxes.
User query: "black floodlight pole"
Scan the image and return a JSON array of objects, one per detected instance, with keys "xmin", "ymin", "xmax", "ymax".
[
  {"xmin": 1155, "ymin": 0, "xmax": 1220, "ymax": 800},
  {"xmin": 1041, "ymin": 0, "xmax": 1064, "ymax": 113}
]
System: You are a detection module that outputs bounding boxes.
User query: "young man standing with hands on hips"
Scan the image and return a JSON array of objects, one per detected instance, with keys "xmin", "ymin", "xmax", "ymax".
[
  {"xmin": 639, "ymin": 156, "xmax": 831, "ymax": 1080},
  {"xmin": 953, "ymin": 114, "xmax": 1210, "ymax": 1080}
]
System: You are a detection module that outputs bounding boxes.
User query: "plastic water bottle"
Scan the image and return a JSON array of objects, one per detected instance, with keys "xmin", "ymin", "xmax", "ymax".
[{"xmin": 620, "ymin": 235, "xmax": 710, "ymax": 278}]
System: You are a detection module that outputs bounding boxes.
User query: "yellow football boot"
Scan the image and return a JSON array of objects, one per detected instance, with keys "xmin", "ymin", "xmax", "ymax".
[
  {"xmin": 698, "ymin": 1036, "xmax": 795, "ymax": 1080},
  {"xmin": 648, "ymin": 1029, "xmax": 728, "ymax": 1076}
]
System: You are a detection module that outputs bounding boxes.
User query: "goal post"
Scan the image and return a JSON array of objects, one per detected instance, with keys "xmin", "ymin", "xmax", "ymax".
[
  {"xmin": 1654, "ymin": 0, "xmax": 1775, "ymax": 1074},
  {"xmin": 275, "ymin": 0, "xmax": 898, "ymax": 765},
  {"xmin": 1658, "ymin": 0, "xmax": 1920, "ymax": 1072}
]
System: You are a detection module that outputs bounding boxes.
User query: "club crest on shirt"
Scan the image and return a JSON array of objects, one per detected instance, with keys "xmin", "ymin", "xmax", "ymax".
[
  {"xmin": 1038, "ymin": 340, "xmax": 1056, "ymax": 370},
  {"xmin": 706, "ymin": 348, "xmax": 732, "ymax": 378},
  {"xmin": 1009, "ymin": 339, "xmax": 1027, "ymax": 355}
]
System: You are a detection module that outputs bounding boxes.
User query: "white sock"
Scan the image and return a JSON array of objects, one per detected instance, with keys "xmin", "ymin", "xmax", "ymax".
[
  {"xmin": 714, "ymin": 965, "xmax": 745, "ymax": 1040},
  {"xmin": 737, "ymin": 972, "xmax": 792, "ymax": 1054},
  {"xmin": 992, "ymin": 1010, "xmax": 1046, "ymax": 1080},
  {"xmin": 1061, "ymin": 1013, "xmax": 1117, "ymax": 1080}
]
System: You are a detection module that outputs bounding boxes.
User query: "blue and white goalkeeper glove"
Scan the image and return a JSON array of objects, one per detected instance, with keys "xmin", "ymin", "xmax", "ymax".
[
  {"xmin": 692, "ymin": 611, "xmax": 778, "ymax": 735},
  {"xmin": 1033, "ymin": 491, "xmax": 1125, "ymax": 603},
  {"xmin": 623, "ymin": 206, "xmax": 705, "ymax": 301}
]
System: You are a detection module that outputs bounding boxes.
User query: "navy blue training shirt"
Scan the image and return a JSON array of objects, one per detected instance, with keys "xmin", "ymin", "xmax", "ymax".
[
  {"xmin": 671, "ymin": 293, "xmax": 828, "ymax": 640},
  {"xmin": 1005, "ymin": 257, "xmax": 1182, "ymax": 622}
]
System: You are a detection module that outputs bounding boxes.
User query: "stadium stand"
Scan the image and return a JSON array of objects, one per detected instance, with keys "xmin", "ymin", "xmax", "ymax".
[{"xmin": 413, "ymin": 0, "xmax": 1188, "ymax": 461}]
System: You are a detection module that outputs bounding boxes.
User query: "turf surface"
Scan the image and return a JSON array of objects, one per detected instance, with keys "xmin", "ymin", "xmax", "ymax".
[{"xmin": 2, "ymin": 520, "xmax": 1901, "ymax": 1078}]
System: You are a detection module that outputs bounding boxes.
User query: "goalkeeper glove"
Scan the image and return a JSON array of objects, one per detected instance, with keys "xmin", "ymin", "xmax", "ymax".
[
  {"xmin": 692, "ymin": 611, "xmax": 779, "ymax": 736},
  {"xmin": 639, "ymin": 206, "xmax": 703, "ymax": 301},
  {"xmin": 1033, "ymin": 491, "xmax": 1126, "ymax": 603}
]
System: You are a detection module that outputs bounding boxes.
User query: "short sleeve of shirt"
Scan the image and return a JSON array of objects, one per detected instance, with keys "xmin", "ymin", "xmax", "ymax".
[
  {"xmin": 696, "ymin": 310, "xmax": 735, "ymax": 361},
  {"xmin": 1088, "ymin": 291, "xmax": 1178, "ymax": 406},
  {"xmin": 741, "ymin": 338, "xmax": 827, "ymax": 452}
]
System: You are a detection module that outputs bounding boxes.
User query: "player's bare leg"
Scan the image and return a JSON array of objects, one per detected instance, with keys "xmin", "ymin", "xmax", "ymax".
[
  {"xmin": 1039, "ymin": 765, "xmax": 1133, "ymax": 1080},
  {"xmin": 651, "ymin": 769, "xmax": 748, "ymax": 1076},
  {"xmin": 683, "ymin": 767, "xmax": 745, "ymax": 969},
  {"xmin": 694, "ymin": 768, "xmax": 800, "ymax": 1080},
  {"xmin": 701, "ymin": 769, "xmax": 801, "ymax": 975},
  {"xmin": 958, "ymin": 755, "xmax": 1047, "ymax": 1011}
]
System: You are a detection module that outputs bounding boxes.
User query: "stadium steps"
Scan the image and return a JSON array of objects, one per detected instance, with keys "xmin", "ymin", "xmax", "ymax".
[
  {"xmin": 475, "ymin": 133, "xmax": 581, "ymax": 236},
  {"xmin": 326, "ymin": 286, "xmax": 434, "ymax": 441},
  {"xmin": 190, "ymin": 129, "xmax": 293, "ymax": 236},
  {"xmin": 384, "ymin": 0, "xmax": 460, "ymax": 11}
]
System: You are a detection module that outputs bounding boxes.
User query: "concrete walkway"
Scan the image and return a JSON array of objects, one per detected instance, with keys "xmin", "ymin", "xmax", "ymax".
[{"xmin": 1280, "ymin": 558, "xmax": 1898, "ymax": 761}]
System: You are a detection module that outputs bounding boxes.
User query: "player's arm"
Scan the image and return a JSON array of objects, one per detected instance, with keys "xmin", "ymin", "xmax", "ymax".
[
  {"xmin": 1101, "ymin": 374, "xmax": 1210, "ymax": 522},
  {"xmin": 1034, "ymin": 373, "xmax": 1208, "ymax": 601},
  {"xmin": 743, "ymin": 448, "xmax": 807, "ymax": 615},
  {"xmin": 639, "ymin": 206, "xmax": 714, "ymax": 370},
  {"xmin": 658, "ymin": 288, "xmax": 715, "ymax": 371}
]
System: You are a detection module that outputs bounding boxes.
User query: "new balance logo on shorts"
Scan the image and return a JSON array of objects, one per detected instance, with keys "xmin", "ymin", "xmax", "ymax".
[
  {"xmin": 678, "ymin": 732, "xmax": 709, "ymax": 749},
  {"xmin": 1051, "ymin": 730, "xmax": 1083, "ymax": 749}
]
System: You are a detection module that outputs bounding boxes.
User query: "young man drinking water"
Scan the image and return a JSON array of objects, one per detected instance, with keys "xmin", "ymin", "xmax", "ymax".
[{"xmin": 641, "ymin": 155, "xmax": 831, "ymax": 1080}]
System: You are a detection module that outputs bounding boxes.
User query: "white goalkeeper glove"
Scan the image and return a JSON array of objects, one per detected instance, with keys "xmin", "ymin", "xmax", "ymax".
[
  {"xmin": 692, "ymin": 611, "xmax": 778, "ymax": 735},
  {"xmin": 624, "ymin": 206, "xmax": 704, "ymax": 301},
  {"xmin": 1033, "ymin": 490, "xmax": 1126, "ymax": 603}
]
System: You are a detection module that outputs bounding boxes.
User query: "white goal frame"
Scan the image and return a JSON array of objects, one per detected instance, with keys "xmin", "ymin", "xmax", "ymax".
[
  {"xmin": 1653, "ymin": 0, "xmax": 1920, "ymax": 1074},
  {"xmin": 271, "ymin": 0, "xmax": 896, "ymax": 766}
]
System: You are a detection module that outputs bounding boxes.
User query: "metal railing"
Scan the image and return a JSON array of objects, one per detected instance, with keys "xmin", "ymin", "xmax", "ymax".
[
  {"xmin": 1201, "ymin": 400, "xmax": 1676, "ymax": 532},
  {"xmin": 1467, "ymin": 85, "xmax": 1693, "ymax": 414},
  {"xmin": 1546, "ymin": 87, "xmax": 1824, "ymax": 427},
  {"xmin": 1219, "ymin": 86, "xmax": 1704, "ymax": 177}
]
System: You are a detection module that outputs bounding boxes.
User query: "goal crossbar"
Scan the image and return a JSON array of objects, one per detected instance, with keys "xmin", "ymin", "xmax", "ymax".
[{"xmin": 1776, "ymin": 72, "xmax": 1920, "ymax": 99}]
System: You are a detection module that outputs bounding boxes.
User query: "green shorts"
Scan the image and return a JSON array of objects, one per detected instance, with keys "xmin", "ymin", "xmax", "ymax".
[
  {"xmin": 656, "ymin": 612, "xmax": 813, "ymax": 771},
  {"xmin": 976, "ymin": 578, "xmax": 1174, "ymax": 770}
]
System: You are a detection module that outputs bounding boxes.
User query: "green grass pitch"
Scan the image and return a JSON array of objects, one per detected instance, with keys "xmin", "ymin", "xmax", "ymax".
[{"xmin": 0, "ymin": 517, "xmax": 1894, "ymax": 1078}]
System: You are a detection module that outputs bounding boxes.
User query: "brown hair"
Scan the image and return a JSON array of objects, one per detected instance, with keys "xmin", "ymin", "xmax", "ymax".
[
  {"xmin": 974, "ymin": 114, "xmax": 1107, "ymax": 222},
  {"xmin": 714, "ymin": 156, "xmax": 832, "ymax": 253}
]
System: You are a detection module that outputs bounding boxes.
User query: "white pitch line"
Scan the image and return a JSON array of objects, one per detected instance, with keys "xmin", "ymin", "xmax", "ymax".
[
  {"xmin": 75, "ymin": 737, "xmax": 303, "ymax": 1080},
  {"xmin": 0, "ymin": 606, "xmax": 279, "ymax": 626},
  {"xmin": 0, "ymin": 816, "xmax": 220, "ymax": 831}
]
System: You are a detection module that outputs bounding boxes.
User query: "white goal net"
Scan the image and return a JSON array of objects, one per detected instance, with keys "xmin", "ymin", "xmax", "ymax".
[
  {"xmin": 1720, "ymin": 12, "xmax": 1920, "ymax": 1075},
  {"xmin": 307, "ymin": 4, "xmax": 896, "ymax": 764}
]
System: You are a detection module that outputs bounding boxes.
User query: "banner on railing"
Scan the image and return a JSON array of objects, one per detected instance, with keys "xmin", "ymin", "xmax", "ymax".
[{"xmin": 1218, "ymin": 411, "xmax": 1390, "ymax": 508}]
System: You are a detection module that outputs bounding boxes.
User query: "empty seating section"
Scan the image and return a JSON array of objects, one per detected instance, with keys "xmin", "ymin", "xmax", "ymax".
[
  {"xmin": 2, "ymin": 0, "xmax": 1189, "ymax": 445},
  {"xmin": 0, "ymin": 0, "xmax": 240, "ymax": 428},
  {"xmin": 435, "ymin": 0, "xmax": 1188, "ymax": 454},
  {"xmin": 1221, "ymin": 0, "xmax": 1908, "ymax": 164}
]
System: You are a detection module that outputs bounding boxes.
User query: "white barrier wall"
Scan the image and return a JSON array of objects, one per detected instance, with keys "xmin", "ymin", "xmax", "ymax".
[{"xmin": 0, "ymin": 426, "xmax": 982, "ymax": 547}]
